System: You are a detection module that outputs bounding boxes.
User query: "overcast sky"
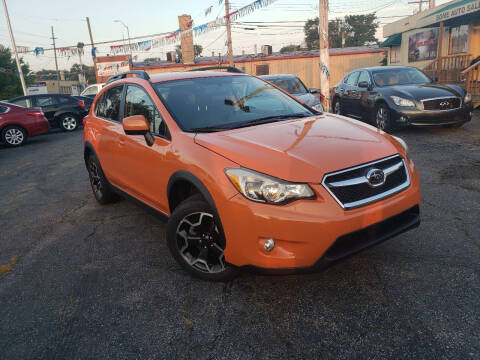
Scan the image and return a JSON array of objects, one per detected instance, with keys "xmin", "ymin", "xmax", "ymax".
[{"xmin": 0, "ymin": 0, "xmax": 451, "ymax": 71}]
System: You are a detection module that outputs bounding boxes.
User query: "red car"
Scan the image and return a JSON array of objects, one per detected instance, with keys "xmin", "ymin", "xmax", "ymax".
[{"xmin": 0, "ymin": 101, "xmax": 50, "ymax": 147}]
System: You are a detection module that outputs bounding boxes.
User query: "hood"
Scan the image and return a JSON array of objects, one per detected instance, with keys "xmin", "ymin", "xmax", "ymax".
[
  {"xmin": 194, "ymin": 115, "xmax": 400, "ymax": 183},
  {"xmin": 385, "ymin": 83, "xmax": 463, "ymax": 100},
  {"xmin": 294, "ymin": 93, "xmax": 317, "ymax": 106}
]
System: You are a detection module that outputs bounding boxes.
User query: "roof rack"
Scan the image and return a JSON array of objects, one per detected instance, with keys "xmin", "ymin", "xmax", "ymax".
[
  {"xmin": 106, "ymin": 70, "xmax": 151, "ymax": 84},
  {"xmin": 190, "ymin": 66, "xmax": 244, "ymax": 74}
]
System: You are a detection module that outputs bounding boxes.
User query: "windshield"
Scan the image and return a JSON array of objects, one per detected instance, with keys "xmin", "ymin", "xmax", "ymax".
[
  {"xmin": 153, "ymin": 75, "xmax": 314, "ymax": 132},
  {"xmin": 269, "ymin": 77, "xmax": 308, "ymax": 95},
  {"xmin": 372, "ymin": 68, "xmax": 431, "ymax": 87}
]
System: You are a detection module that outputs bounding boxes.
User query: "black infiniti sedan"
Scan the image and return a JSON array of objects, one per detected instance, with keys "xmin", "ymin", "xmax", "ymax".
[{"xmin": 331, "ymin": 66, "xmax": 474, "ymax": 131}]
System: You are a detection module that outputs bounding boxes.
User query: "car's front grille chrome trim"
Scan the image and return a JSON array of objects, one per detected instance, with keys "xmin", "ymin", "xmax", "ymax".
[{"xmin": 322, "ymin": 155, "xmax": 410, "ymax": 210}]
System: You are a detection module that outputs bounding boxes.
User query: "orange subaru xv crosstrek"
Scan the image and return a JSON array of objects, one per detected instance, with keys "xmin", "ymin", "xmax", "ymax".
[{"xmin": 84, "ymin": 69, "xmax": 421, "ymax": 280}]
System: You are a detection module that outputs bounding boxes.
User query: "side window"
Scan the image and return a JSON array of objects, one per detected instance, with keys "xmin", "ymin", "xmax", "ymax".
[
  {"xmin": 124, "ymin": 85, "xmax": 167, "ymax": 137},
  {"xmin": 346, "ymin": 72, "xmax": 359, "ymax": 86},
  {"xmin": 83, "ymin": 86, "xmax": 98, "ymax": 96},
  {"xmin": 36, "ymin": 96, "xmax": 57, "ymax": 107},
  {"xmin": 10, "ymin": 98, "xmax": 29, "ymax": 107},
  {"xmin": 95, "ymin": 86, "xmax": 123, "ymax": 122},
  {"xmin": 357, "ymin": 71, "xmax": 371, "ymax": 85},
  {"xmin": 58, "ymin": 96, "xmax": 73, "ymax": 104}
]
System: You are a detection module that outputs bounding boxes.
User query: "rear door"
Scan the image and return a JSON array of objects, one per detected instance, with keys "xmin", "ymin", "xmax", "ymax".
[
  {"xmin": 341, "ymin": 72, "xmax": 359, "ymax": 116},
  {"xmin": 33, "ymin": 95, "xmax": 59, "ymax": 122},
  {"xmin": 352, "ymin": 70, "xmax": 373, "ymax": 118}
]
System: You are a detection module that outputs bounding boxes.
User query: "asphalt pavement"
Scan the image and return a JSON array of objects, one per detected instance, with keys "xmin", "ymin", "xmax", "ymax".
[{"xmin": 0, "ymin": 114, "xmax": 479, "ymax": 359}]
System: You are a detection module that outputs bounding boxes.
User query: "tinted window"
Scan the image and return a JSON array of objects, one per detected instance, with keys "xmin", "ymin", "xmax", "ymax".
[
  {"xmin": 270, "ymin": 77, "xmax": 308, "ymax": 94},
  {"xmin": 36, "ymin": 96, "xmax": 57, "ymax": 107},
  {"xmin": 153, "ymin": 75, "xmax": 313, "ymax": 132},
  {"xmin": 372, "ymin": 68, "xmax": 431, "ymax": 87},
  {"xmin": 357, "ymin": 71, "xmax": 371, "ymax": 85},
  {"xmin": 10, "ymin": 98, "xmax": 30, "ymax": 107},
  {"xmin": 95, "ymin": 86, "xmax": 123, "ymax": 121},
  {"xmin": 82, "ymin": 85, "xmax": 98, "ymax": 96},
  {"xmin": 124, "ymin": 85, "xmax": 167, "ymax": 137},
  {"xmin": 346, "ymin": 72, "xmax": 359, "ymax": 86},
  {"xmin": 58, "ymin": 96, "xmax": 74, "ymax": 104},
  {"xmin": 0, "ymin": 105, "xmax": 9, "ymax": 113}
]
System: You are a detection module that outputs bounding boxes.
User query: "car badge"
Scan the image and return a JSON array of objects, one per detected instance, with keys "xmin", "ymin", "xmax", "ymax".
[
  {"xmin": 439, "ymin": 101, "xmax": 450, "ymax": 109},
  {"xmin": 366, "ymin": 168, "xmax": 386, "ymax": 188}
]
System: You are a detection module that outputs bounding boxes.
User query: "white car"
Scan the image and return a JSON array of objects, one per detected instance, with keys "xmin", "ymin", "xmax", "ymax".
[{"xmin": 80, "ymin": 83, "xmax": 105, "ymax": 98}]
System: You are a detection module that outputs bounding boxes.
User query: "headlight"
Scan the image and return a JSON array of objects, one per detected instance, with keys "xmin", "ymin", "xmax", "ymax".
[
  {"xmin": 225, "ymin": 168, "xmax": 314, "ymax": 204},
  {"xmin": 392, "ymin": 135, "xmax": 409, "ymax": 159},
  {"xmin": 464, "ymin": 92, "xmax": 472, "ymax": 103},
  {"xmin": 312, "ymin": 103, "xmax": 324, "ymax": 112},
  {"xmin": 390, "ymin": 96, "xmax": 416, "ymax": 107}
]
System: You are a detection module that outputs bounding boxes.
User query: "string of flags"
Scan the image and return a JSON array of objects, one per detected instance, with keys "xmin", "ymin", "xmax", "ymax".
[{"xmin": 15, "ymin": 0, "xmax": 277, "ymax": 57}]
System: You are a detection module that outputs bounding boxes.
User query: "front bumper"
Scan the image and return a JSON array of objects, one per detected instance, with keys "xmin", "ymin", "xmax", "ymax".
[
  {"xmin": 390, "ymin": 103, "xmax": 474, "ymax": 126},
  {"xmin": 218, "ymin": 159, "xmax": 421, "ymax": 269}
]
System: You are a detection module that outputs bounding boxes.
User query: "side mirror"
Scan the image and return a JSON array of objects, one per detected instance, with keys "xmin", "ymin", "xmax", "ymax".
[
  {"xmin": 358, "ymin": 81, "xmax": 369, "ymax": 88},
  {"xmin": 122, "ymin": 115, "xmax": 154, "ymax": 146},
  {"xmin": 309, "ymin": 88, "xmax": 319, "ymax": 94}
]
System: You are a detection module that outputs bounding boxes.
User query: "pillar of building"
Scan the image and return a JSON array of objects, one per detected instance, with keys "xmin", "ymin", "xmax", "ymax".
[{"xmin": 178, "ymin": 14, "xmax": 194, "ymax": 64}]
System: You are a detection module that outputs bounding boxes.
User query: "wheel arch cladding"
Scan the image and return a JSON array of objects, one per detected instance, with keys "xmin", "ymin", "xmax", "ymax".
[
  {"xmin": 167, "ymin": 170, "xmax": 218, "ymax": 213},
  {"xmin": 83, "ymin": 141, "xmax": 97, "ymax": 165}
]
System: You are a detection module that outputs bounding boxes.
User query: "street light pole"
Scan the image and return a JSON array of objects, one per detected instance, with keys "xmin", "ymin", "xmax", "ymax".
[
  {"xmin": 114, "ymin": 20, "xmax": 131, "ymax": 53},
  {"xmin": 1, "ymin": 0, "xmax": 27, "ymax": 95}
]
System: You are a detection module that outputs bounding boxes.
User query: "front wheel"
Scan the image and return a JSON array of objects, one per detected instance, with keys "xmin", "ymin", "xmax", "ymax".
[
  {"xmin": 333, "ymin": 99, "xmax": 342, "ymax": 115},
  {"xmin": 1, "ymin": 126, "xmax": 27, "ymax": 147},
  {"xmin": 59, "ymin": 114, "xmax": 78, "ymax": 131},
  {"xmin": 375, "ymin": 104, "xmax": 394, "ymax": 132},
  {"xmin": 167, "ymin": 195, "xmax": 238, "ymax": 281}
]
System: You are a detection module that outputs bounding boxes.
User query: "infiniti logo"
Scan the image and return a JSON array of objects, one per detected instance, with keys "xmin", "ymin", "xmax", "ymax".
[
  {"xmin": 366, "ymin": 168, "xmax": 386, "ymax": 187},
  {"xmin": 439, "ymin": 101, "xmax": 450, "ymax": 108}
]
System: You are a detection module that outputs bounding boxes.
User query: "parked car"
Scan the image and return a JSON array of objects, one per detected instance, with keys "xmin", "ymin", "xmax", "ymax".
[
  {"xmin": 80, "ymin": 83, "xmax": 105, "ymax": 98},
  {"xmin": 73, "ymin": 95, "xmax": 93, "ymax": 112},
  {"xmin": 0, "ymin": 101, "xmax": 49, "ymax": 147},
  {"xmin": 260, "ymin": 74, "xmax": 324, "ymax": 112},
  {"xmin": 84, "ymin": 70, "xmax": 420, "ymax": 280},
  {"xmin": 331, "ymin": 66, "xmax": 474, "ymax": 131},
  {"xmin": 8, "ymin": 94, "xmax": 87, "ymax": 131}
]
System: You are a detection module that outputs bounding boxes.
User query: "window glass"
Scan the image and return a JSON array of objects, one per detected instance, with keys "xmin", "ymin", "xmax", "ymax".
[
  {"xmin": 372, "ymin": 68, "xmax": 431, "ymax": 87},
  {"xmin": 58, "ymin": 96, "xmax": 73, "ymax": 104},
  {"xmin": 95, "ymin": 86, "xmax": 123, "ymax": 121},
  {"xmin": 36, "ymin": 96, "xmax": 57, "ymax": 107},
  {"xmin": 449, "ymin": 25, "xmax": 468, "ymax": 54},
  {"xmin": 0, "ymin": 106, "xmax": 9, "ymax": 113},
  {"xmin": 390, "ymin": 46, "xmax": 400, "ymax": 64},
  {"xmin": 82, "ymin": 86, "xmax": 98, "ymax": 96},
  {"xmin": 271, "ymin": 77, "xmax": 307, "ymax": 94},
  {"xmin": 124, "ymin": 85, "xmax": 166, "ymax": 136},
  {"xmin": 10, "ymin": 98, "xmax": 29, "ymax": 107},
  {"xmin": 153, "ymin": 75, "xmax": 313, "ymax": 132},
  {"xmin": 357, "ymin": 71, "xmax": 370, "ymax": 85},
  {"xmin": 346, "ymin": 72, "xmax": 359, "ymax": 86}
]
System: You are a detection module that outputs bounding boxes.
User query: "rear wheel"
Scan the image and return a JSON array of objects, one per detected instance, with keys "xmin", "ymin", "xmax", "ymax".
[
  {"xmin": 59, "ymin": 114, "xmax": 78, "ymax": 131},
  {"xmin": 333, "ymin": 99, "xmax": 342, "ymax": 115},
  {"xmin": 375, "ymin": 104, "xmax": 393, "ymax": 132},
  {"xmin": 87, "ymin": 153, "xmax": 119, "ymax": 204},
  {"xmin": 167, "ymin": 195, "xmax": 238, "ymax": 281},
  {"xmin": 1, "ymin": 126, "xmax": 27, "ymax": 147}
]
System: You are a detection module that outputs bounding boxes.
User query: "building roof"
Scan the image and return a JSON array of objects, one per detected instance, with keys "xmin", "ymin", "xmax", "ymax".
[
  {"xmin": 383, "ymin": 0, "xmax": 480, "ymax": 37},
  {"xmin": 133, "ymin": 46, "xmax": 384, "ymax": 70}
]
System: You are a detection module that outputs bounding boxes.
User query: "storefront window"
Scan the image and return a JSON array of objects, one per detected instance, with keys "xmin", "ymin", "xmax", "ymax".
[{"xmin": 449, "ymin": 25, "xmax": 469, "ymax": 54}]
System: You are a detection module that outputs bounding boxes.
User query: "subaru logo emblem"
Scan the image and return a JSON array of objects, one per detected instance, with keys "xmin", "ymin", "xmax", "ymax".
[{"xmin": 366, "ymin": 168, "xmax": 386, "ymax": 187}]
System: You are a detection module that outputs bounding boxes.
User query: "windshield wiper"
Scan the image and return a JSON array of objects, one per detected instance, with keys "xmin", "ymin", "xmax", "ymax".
[
  {"xmin": 231, "ymin": 113, "xmax": 311, "ymax": 128},
  {"xmin": 188, "ymin": 126, "xmax": 233, "ymax": 133}
]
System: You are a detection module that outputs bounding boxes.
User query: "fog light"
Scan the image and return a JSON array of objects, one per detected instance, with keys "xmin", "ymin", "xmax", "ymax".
[
  {"xmin": 399, "ymin": 116, "xmax": 408, "ymax": 123},
  {"xmin": 264, "ymin": 238, "xmax": 275, "ymax": 252}
]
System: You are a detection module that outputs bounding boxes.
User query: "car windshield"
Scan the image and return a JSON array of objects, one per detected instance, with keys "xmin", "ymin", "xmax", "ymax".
[
  {"xmin": 372, "ymin": 68, "xmax": 431, "ymax": 87},
  {"xmin": 153, "ymin": 75, "xmax": 314, "ymax": 132},
  {"xmin": 269, "ymin": 77, "xmax": 308, "ymax": 94}
]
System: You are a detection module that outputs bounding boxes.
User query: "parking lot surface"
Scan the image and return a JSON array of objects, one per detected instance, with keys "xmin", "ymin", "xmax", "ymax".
[{"xmin": 1, "ymin": 113, "xmax": 479, "ymax": 359}]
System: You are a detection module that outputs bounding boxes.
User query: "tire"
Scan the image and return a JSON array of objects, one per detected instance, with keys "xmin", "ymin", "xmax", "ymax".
[
  {"xmin": 333, "ymin": 99, "xmax": 342, "ymax": 115},
  {"xmin": 86, "ymin": 153, "xmax": 119, "ymax": 205},
  {"xmin": 58, "ymin": 114, "xmax": 78, "ymax": 131},
  {"xmin": 1, "ymin": 125, "xmax": 27, "ymax": 147},
  {"xmin": 375, "ymin": 104, "xmax": 394, "ymax": 132},
  {"xmin": 167, "ymin": 195, "xmax": 238, "ymax": 281}
]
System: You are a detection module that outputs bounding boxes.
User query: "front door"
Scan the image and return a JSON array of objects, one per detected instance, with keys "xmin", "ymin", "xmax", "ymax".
[
  {"xmin": 34, "ymin": 95, "xmax": 58, "ymax": 123},
  {"xmin": 352, "ymin": 70, "xmax": 373, "ymax": 119},
  {"xmin": 342, "ymin": 71, "xmax": 360, "ymax": 117},
  {"xmin": 117, "ymin": 84, "xmax": 171, "ymax": 213}
]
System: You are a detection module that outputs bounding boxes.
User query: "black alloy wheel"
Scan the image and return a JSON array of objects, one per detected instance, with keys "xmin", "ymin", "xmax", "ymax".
[{"xmin": 87, "ymin": 154, "xmax": 119, "ymax": 204}]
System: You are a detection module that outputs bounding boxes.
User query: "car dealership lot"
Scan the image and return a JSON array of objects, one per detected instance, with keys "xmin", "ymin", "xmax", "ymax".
[{"xmin": 1, "ymin": 114, "xmax": 479, "ymax": 359}]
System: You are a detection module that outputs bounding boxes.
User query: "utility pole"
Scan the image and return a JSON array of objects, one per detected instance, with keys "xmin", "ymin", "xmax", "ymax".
[
  {"xmin": 51, "ymin": 26, "xmax": 60, "ymax": 92},
  {"xmin": 408, "ymin": 0, "xmax": 429, "ymax": 13},
  {"xmin": 429, "ymin": 0, "xmax": 435, "ymax": 8},
  {"xmin": 1, "ymin": 0, "xmax": 27, "ymax": 95},
  {"xmin": 224, "ymin": 0, "xmax": 234, "ymax": 67},
  {"xmin": 318, "ymin": 0, "xmax": 330, "ymax": 111},
  {"xmin": 86, "ymin": 17, "xmax": 95, "ymax": 57}
]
